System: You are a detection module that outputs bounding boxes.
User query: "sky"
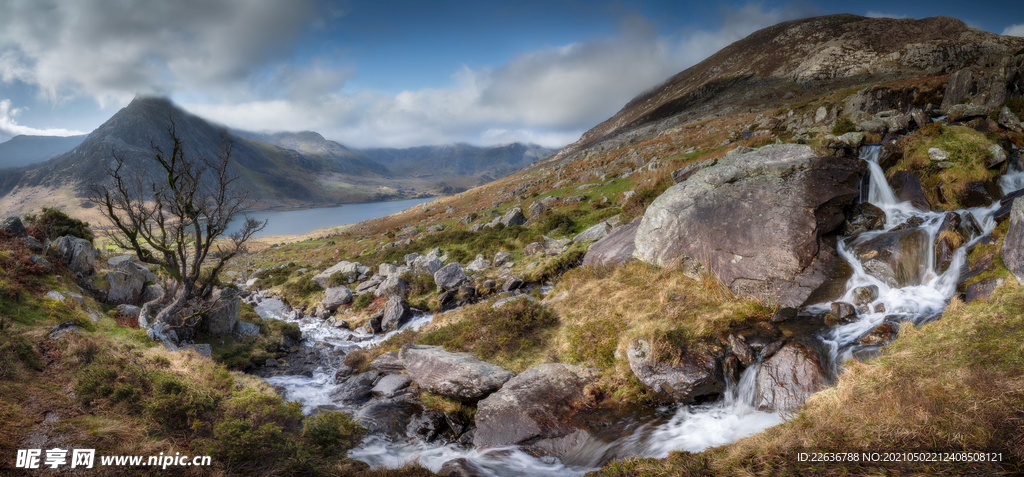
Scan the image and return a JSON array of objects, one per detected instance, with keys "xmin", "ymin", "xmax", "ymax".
[{"xmin": 0, "ymin": 0, "xmax": 1022, "ymax": 149}]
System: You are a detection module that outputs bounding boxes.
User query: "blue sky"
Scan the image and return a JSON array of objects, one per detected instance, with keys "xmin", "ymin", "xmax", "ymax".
[{"xmin": 1, "ymin": 0, "xmax": 1022, "ymax": 148}]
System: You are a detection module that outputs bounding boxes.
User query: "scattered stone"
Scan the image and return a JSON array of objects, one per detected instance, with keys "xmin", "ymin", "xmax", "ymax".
[
  {"xmin": 438, "ymin": 458, "xmax": 488, "ymax": 477},
  {"xmin": 234, "ymin": 321, "xmax": 260, "ymax": 338},
  {"xmin": 998, "ymin": 106, "xmax": 1023, "ymax": 133},
  {"xmin": 502, "ymin": 277, "xmax": 523, "ymax": 292},
  {"xmin": 379, "ymin": 263, "xmax": 398, "ymax": 277},
  {"xmin": 928, "ymin": 147, "xmax": 949, "ymax": 162},
  {"xmin": 1, "ymin": 216, "xmax": 28, "ymax": 237},
  {"xmin": 204, "ymin": 288, "xmax": 240, "ymax": 336},
  {"xmin": 851, "ymin": 285, "xmax": 878, "ymax": 306},
  {"xmin": 322, "ymin": 286, "xmax": 354, "ymax": 312},
  {"xmin": 499, "ymin": 208, "xmax": 527, "ymax": 227},
  {"xmin": 493, "ymin": 251, "xmax": 511, "ymax": 267},
  {"xmin": 987, "ymin": 145, "xmax": 1007, "ymax": 168},
  {"xmin": 434, "ymin": 263, "xmax": 470, "ymax": 291},
  {"xmin": 48, "ymin": 321, "xmax": 80, "ymax": 341},
  {"xmin": 313, "ymin": 261, "xmax": 360, "ymax": 288},
  {"xmin": 400, "ymin": 344, "xmax": 514, "ymax": 401},
  {"xmin": 29, "ymin": 254, "xmax": 52, "ymax": 272},
  {"xmin": 375, "ymin": 274, "xmax": 409, "ymax": 299},
  {"xmin": 381, "ymin": 297, "xmax": 412, "ymax": 332},
  {"xmin": 465, "ymin": 255, "xmax": 490, "ymax": 271},
  {"xmin": 825, "ymin": 302, "xmax": 857, "ymax": 326},
  {"xmin": 50, "ymin": 235, "xmax": 96, "ymax": 275}
]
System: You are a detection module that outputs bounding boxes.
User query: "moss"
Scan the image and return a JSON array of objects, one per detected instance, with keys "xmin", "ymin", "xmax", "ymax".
[{"xmin": 893, "ymin": 125, "xmax": 998, "ymax": 209}]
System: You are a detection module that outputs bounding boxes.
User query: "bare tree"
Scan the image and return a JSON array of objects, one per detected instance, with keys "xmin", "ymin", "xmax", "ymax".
[{"xmin": 88, "ymin": 122, "xmax": 265, "ymax": 340}]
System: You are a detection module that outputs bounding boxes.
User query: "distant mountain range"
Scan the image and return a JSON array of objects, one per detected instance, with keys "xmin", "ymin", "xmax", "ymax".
[
  {"xmin": 0, "ymin": 134, "xmax": 86, "ymax": 168},
  {"xmin": 0, "ymin": 97, "xmax": 554, "ymax": 220}
]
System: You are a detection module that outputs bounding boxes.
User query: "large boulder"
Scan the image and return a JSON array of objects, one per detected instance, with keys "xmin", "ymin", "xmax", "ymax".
[
  {"xmin": 499, "ymin": 208, "xmax": 527, "ymax": 227},
  {"xmin": 581, "ymin": 218, "xmax": 641, "ymax": 267},
  {"xmin": 434, "ymin": 263, "xmax": 470, "ymax": 292},
  {"xmin": 312, "ymin": 261, "xmax": 360, "ymax": 288},
  {"xmin": 626, "ymin": 338, "xmax": 724, "ymax": 403},
  {"xmin": 998, "ymin": 106, "xmax": 1023, "ymax": 133},
  {"xmin": 1003, "ymin": 198, "xmax": 1024, "ymax": 285},
  {"xmin": 756, "ymin": 341, "xmax": 828, "ymax": 412},
  {"xmin": 50, "ymin": 235, "xmax": 96, "ymax": 275},
  {"xmin": 104, "ymin": 260, "xmax": 146, "ymax": 305},
  {"xmin": 203, "ymin": 287, "xmax": 239, "ymax": 336},
  {"xmin": 573, "ymin": 222, "xmax": 612, "ymax": 243},
  {"xmin": 322, "ymin": 286, "xmax": 353, "ymax": 312},
  {"xmin": 474, "ymin": 363, "xmax": 599, "ymax": 458},
  {"xmin": 633, "ymin": 145, "xmax": 864, "ymax": 306},
  {"xmin": 889, "ymin": 171, "xmax": 931, "ymax": 211},
  {"xmin": 380, "ymin": 296, "xmax": 412, "ymax": 332},
  {"xmin": 399, "ymin": 344, "xmax": 514, "ymax": 401}
]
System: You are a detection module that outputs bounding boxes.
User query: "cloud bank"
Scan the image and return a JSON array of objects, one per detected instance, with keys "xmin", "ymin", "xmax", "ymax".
[
  {"xmin": 0, "ymin": 99, "xmax": 85, "ymax": 138},
  {"xmin": 1, "ymin": 1, "xmax": 806, "ymax": 148},
  {"xmin": 1004, "ymin": 23, "xmax": 1024, "ymax": 37}
]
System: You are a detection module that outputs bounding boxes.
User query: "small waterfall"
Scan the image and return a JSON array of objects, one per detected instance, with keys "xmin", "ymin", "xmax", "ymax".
[
  {"xmin": 999, "ymin": 155, "xmax": 1024, "ymax": 195},
  {"xmin": 821, "ymin": 145, "xmax": 1000, "ymax": 368}
]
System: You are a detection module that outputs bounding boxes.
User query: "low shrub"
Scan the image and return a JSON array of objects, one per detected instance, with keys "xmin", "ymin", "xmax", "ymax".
[
  {"xmin": 420, "ymin": 298, "xmax": 558, "ymax": 365},
  {"xmin": 24, "ymin": 207, "xmax": 94, "ymax": 243},
  {"xmin": 302, "ymin": 411, "xmax": 365, "ymax": 457}
]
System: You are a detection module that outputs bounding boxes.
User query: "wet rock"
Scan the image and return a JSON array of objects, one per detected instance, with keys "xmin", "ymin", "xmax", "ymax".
[
  {"xmin": 438, "ymin": 458, "xmax": 487, "ymax": 477},
  {"xmin": 728, "ymin": 335, "xmax": 754, "ymax": 367},
  {"xmin": 626, "ymin": 338, "xmax": 724, "ymax": 403},
  {"xmin": 889, "ymin": 171, "xmax": 931, "ymax": 211},
  {"xmin": 434, "ymin": 263, "xmax": 470, "ymax": 292},
  {"xmin": 322, "ymin": 286, "xmax": 353, "ymax": 311},
  {"xmin": 330, "ymin": 371, "xmax": 379, "ymax": 405},
  {"xmin": 372, "ymin": 374, "xmax": 413, "ymax": 398},
  {"xmin": 965, "ymin": 278, "xmax": 1005, "ymax": 303},
  {"xmin": 877, "ymin": 142, "xmax": 903, "ymax": 170},
  {"xmin": 1, "ymin": 216, "xmax": 28, "ymax": 237},
  {"xmin": 582, "ymin": 217, "xmax": 642, "ymax": 268},
  {"xmin": 934, "ymin": 212, "xmax": 967, "ymax": 274},
  {"xmin": 825, "ymin": 302, "xmax": 856, "ymax": 326},
  {"xmin": 844, "ymin": 202, "xmax": 886, "ymax": 236},
  {"xmin": 50, "ymin": 235, "xmax": 96, "ymax": 275},
  {"xmin": 1003, "ymin": 198, "xmax": 1024, "ymax": 285},
  {"xmin": 375, "ymin": 274, "xmax": 408, "ymax": 299},
  {"xmin": 771, "ymin": 307, "xmax": 798, "ymax": 323},
  {"xmin": 474, "ymin": 363, "xmax": 599, "ymax": 458},
  {"xmin": 859, "ymin": 321, "xmax": 900, "ymax": 346},
  {"xmin": 633, "ymin": 144, "xmax": 864, "ymax": 307},
  {"xmin": 370, "ymin": 351, "xmax": 406, "ymax": 374},
  {"xmin": 756, "ymin": 341, "xmax": 827, "ymax": 412},
  {"xmin": 852, "ymin": 226, "xmax": 930, "ymax": 287},
  {"xmin": 957, "ymin": 181, "xmax": 1003, "ymax": 208},
  {"xmin": 380, "ymin": 296, "xmax": 412, "ymax": 332},
  {"xmin": 400, "ymin": 344, "xmax": 514, "ymax": 401},
  {"xmin": 851, "ymin": 285, "xmax": 878, "ymax": 306},
  {"xmin": 358, "ymin": 400, "xmax": 423, "ymax": 439}
]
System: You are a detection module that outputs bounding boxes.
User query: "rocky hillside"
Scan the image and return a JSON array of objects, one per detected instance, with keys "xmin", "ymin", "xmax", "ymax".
[
  {"xmin": 359, "ymin": 142, "xmax": 555, "ymax": 181},
  {"xmin": 553, "ymin": 14, "xmax": 1024, "ymax": 162}
]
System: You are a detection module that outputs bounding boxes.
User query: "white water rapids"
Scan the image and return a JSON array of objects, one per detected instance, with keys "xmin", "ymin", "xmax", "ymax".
[{"xmin": 252, "ymin": 145, "xmax": 1024, "ymax": 476}]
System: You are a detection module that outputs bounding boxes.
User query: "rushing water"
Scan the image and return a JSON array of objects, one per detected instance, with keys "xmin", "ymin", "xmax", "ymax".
[
  {"xmin": 252, "ymin": 147, "xmax": 1024, "ymax": 475},
  {"xmin": 227, "ymin": 197, "xmax": 435, "ymax": 238}
]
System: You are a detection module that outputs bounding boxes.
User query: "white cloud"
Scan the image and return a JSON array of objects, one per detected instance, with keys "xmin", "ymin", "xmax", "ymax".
[
  {"xmin": 866, "ymin": 11, "xmax": 909, "ymax": 19},
  {"xmin": 0, "ymin": 99, "xmax": 85, "ymax": 138},
  {"xmin": 0, "ymin": 0, "xmax": 319, "ymax": 106},
  {"xmin": 1004, "ymin": 23, "xmax": 1024, "ymax": 37},
  {"xmin": 187, "ymin": 4, "xmax": 807, "ymax": 149}
]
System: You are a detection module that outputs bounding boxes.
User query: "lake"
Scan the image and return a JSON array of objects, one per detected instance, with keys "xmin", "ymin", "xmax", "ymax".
[{"xmin": 228, "ymin": 197, "xmax": 435, "ymax": 238}]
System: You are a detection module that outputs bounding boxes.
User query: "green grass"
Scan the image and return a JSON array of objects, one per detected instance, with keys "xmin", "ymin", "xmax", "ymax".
[{"xmin": 893, "ymin": 124, "xmax": 999, "ymax": 209}]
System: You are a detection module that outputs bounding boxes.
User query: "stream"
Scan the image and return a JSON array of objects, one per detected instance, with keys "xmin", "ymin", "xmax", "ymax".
[{"xmin": 250, "ymin": 145, "xmax": 1024, "ymax": 476}]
